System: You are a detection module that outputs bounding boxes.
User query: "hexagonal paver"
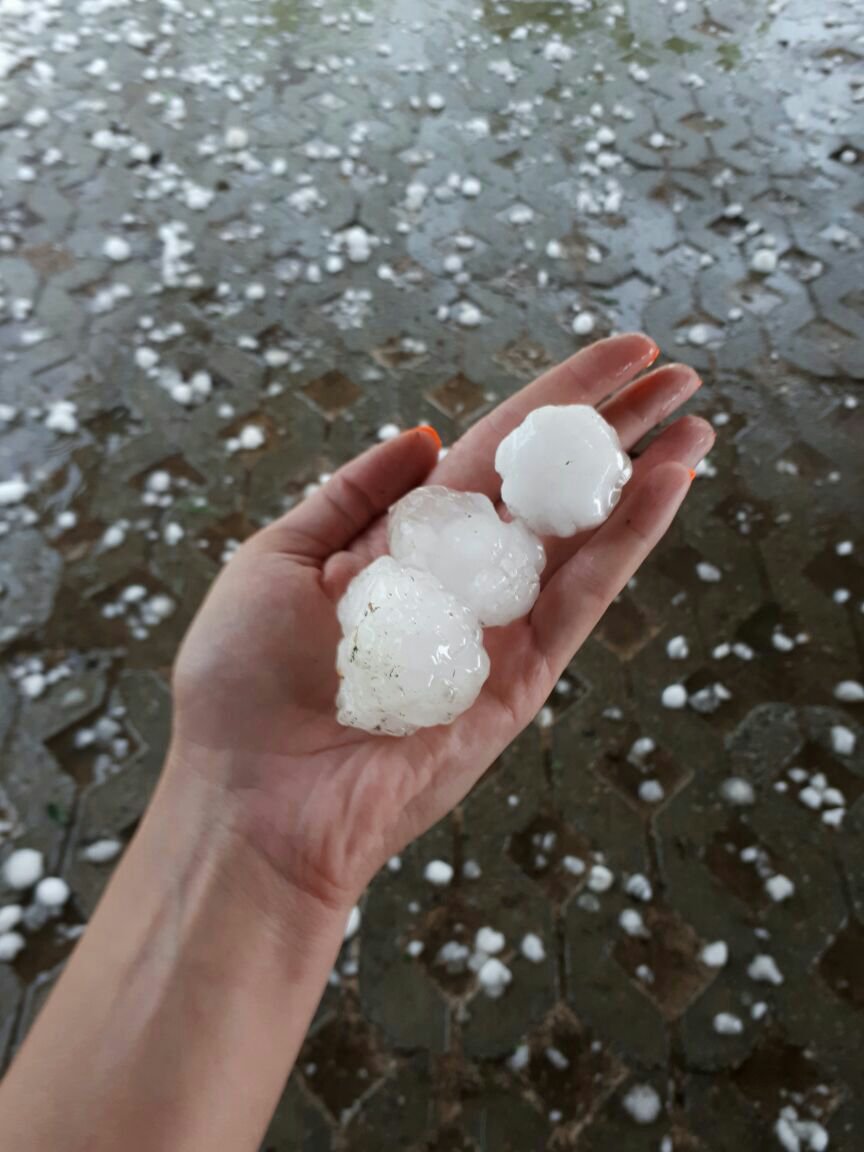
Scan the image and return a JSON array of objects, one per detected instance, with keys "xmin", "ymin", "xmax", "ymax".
[
  {"xmin": 614, "ymin": 904, "xmax": 717, "ymax": 1020},
  {"xmin": 426, "ymin": 375, "xmax": 487, "ymax": 420},
  {"xmin": 300, "ymin": 370, "xmax": 363, "ymax": 418}
]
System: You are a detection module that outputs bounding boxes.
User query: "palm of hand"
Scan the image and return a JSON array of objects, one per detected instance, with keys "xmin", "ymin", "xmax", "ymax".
[{"xmin": 173, "ymin": 336, "xmax": 713, "ymax": 908}]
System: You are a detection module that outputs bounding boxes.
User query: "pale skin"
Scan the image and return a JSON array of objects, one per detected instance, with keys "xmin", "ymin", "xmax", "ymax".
[{"xmin": 0, "ymin": 333, "xmax": 715, "ymax": 1151}]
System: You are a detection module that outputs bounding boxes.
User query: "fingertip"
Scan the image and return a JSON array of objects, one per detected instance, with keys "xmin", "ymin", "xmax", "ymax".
[
  {"xmin": 607, "ymin": 331, "xmax": 660, "ymax": 364},
  {"xmin": 641, "ymin": 459, "xmax": 693, "ymax": 500},
  {"xmin": 680, "ymin": 413, "xmax": 716, "ymax": 449},
  {"xmin": 656, "ymin": 361, "xmax": 702, "ymax": 386},
  {"xmin": 411, "ymin": 424, "xmax": 442, "ymax": 452}
]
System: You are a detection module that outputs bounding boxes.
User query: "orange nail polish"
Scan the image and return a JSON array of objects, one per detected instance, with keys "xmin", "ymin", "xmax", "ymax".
[
  {"xmin": 689, "ymin": 468, "xmax": 697, "ymax": 480},
  {"xmin": 413, "ymin": 424, "xmax": 442, "ymax": 451}
]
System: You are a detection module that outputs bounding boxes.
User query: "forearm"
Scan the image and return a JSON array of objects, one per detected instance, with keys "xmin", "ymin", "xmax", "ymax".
[{"xmin": 0, "ymin": 753, "xmax": 346, "ymax": 1152}]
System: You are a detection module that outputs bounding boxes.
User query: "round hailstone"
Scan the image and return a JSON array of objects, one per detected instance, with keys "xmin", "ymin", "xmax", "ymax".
[
  {"xmin": 495, "ymin": 405, "xmax": 632, "ymax": 536},
  {"xmin": 622, "ymin": 1084, "xmax": 662, "ymax": 1125},
  {"xmin": 0, "ymin": 932, "xmax": 26, "ymax": 962},
  {"xmin": 35, "ymin": 876, "xmax": 70, "ymax": 909},
  {"xmin": 751, "ymin": 248, "xmax": 778, "ymax": 275},
  {"xmin": 103, "ymin": 236, "xmax": 131, "ymax": 262},
  {"xmin": 424, "ymin": 860, "xmax": 454, "ymax": 886},
  {"xmin": 336, "ymin": 557, "xmax": 490, "ymax": 736},
  {"xmin": 3, "ymin": 848, "xmax": 44, "ymax": 890},
  {"xmin": 0, "ymin": 905, "xmax": 23, "ymax": 934},
  {"xmin": 701, "ymin": 941, "xmax": 729, "ymax": 968},
  {"xmin": 388, "ymin": 487, "xmax": 546, "ymax": 627},
  {"xmin": 572, "ymin": 311, "xmax": 596, "ymax": 336}
]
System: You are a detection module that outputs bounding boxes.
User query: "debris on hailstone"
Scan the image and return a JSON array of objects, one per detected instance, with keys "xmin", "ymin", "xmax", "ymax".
[
  {"xmin": 495, "ymin": 405, "xmax": 632, "ymax": 536},
  {"xmin": 3, "ymin": 849, "xmax": 45, "ymax": 890},
  {"xmin": 336, "ymin": 557, "xmax": 490, "ymax": 735},
  {"xmin": 388, "ymin": 487, "xmax": 546, "ymax": 627}
]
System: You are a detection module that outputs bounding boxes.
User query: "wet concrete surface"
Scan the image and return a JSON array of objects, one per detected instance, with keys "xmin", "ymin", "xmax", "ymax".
[{"xmin": 1, "ymin": 0, "xmax": 863, "ymax": 1147}]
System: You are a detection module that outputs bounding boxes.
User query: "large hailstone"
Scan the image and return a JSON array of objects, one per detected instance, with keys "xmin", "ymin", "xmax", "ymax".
[
  {"xmin": 495, "ymin": 404, "xmax": 632, "ymax": 536},
  {"xmin": 388, "ymin": 487, "xmax": 546, "ymax": 627},
  {"xmin": 336, "ymin": 557, "xmax": 490, "ymax": 736}
]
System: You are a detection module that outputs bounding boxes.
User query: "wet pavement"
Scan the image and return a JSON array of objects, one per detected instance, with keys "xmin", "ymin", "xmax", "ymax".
[{"xmin": 1, "ymin": 0, "xmax": 863, "ymax": 1147}]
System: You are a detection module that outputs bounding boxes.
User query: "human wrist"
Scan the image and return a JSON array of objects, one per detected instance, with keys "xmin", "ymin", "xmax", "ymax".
[{"xmin": 152, "ymin": 744, "xmax": 350, "ymax": 969}]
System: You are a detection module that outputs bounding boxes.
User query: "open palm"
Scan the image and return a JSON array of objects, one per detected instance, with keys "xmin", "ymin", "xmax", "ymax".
[{"xmin": 172, "ymin": 334, "xmax": 714, "ymax": 909}]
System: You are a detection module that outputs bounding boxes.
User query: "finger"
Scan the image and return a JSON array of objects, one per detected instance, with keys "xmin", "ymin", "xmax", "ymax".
[
  {"xmin": 532, "ymin": 461, "xmax": 693, "ymax": 673},
  {"xmin": 351, "ymin": 334, "xmax": 659, "ymax": 562},
  {"xmin": 540, "ymin": 414, "xmax": 715, "ymax": 577},
  {"xmin": 258, "ymin": 426, "xmax": 440, "ymax": 560},
  {"xmin": 428, "ymin": 332, "xmax": 659, "ymax": 499},
  {"xmin": 597, "ymin": 362, "xmax": 701, "ymax": 449}
]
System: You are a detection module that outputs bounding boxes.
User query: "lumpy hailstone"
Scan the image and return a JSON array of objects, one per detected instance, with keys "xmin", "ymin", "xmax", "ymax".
[
  {"xmin": 495, "ymin": 405, "xmax": 632, "ymax": 536},
  {"xmin": 388, "ymin": 487, "xmax": 546, "ymax": 627},
  {"xmin": 336, "ymin": 558, "xmax": 489, "ymax": 736}
]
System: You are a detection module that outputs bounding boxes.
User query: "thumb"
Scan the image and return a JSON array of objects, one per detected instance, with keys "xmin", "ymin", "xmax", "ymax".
[{"xmin": 259, "ymin": 426, "xmax": 441, "ymax": 562}]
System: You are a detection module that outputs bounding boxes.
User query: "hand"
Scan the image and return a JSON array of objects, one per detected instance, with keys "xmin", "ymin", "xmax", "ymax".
[{"xmin": 171, "ymin": 334, "xmax": 715, "ymax": 911}]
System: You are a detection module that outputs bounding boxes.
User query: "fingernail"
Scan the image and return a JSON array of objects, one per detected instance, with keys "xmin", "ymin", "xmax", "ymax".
[
  {"xmin": 646, "ymin": 341, "xmax": 661, "ymax": 367},
  {"xmin": 689, "ymin": 468, "xmax": 697, "ymax": 480},
  {"xmin": 413, "ymin": 424, "xmax": 442, "ymax": 451}
]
